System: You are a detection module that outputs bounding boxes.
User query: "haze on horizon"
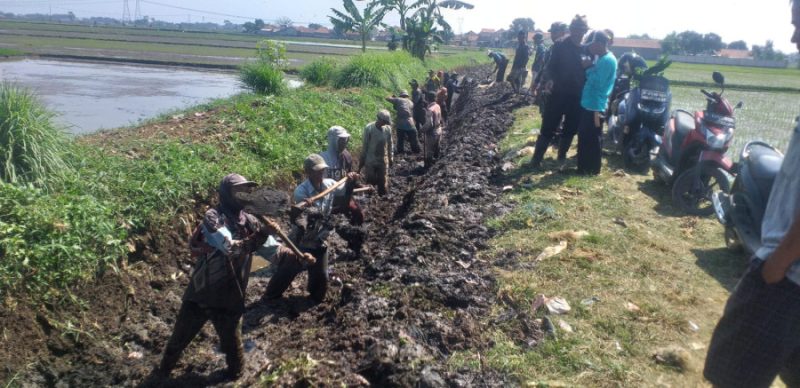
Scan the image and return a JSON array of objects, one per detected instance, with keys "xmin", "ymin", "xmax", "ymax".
[{"xmin": 0, "ymin": 0, "xmax": 795, "ymax": 53}]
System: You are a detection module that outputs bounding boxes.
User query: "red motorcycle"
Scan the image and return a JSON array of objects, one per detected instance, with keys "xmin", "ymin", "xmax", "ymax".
[{"xmin": 652, "ymin": 71, "xmax": 743, "ymax": 216}]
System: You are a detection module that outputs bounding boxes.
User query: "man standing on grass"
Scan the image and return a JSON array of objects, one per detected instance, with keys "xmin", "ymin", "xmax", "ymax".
[
  {"xmin": 704, "ymin": 2, "xmax": 800, "ymax": 386},
  {"xmin": 359, "ymin": 110, "xmax": 394, "ymax": 196},
  {"xmin": 529, "ymin": 32, "xmax": 546, "ymax": 91},
  {"xmin": 528, "ymin": 15, "xmax": 589, "ymax": 169},
  {"xmin": 576, "ymin": 30, "xmax": 616, "ymax": 175},
  {"xmin": 386, "ymin": 90, "xmax": 421, "ymax": 155}
]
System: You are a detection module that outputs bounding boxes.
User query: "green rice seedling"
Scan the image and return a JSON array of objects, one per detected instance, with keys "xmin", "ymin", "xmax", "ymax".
[
  {"xmin": 300, "ymin": 57, "xmax": 339, "ymax": 87},
  {"xmin": 0, "ymin": 82, "xmax": 72, "ymax": 189}
]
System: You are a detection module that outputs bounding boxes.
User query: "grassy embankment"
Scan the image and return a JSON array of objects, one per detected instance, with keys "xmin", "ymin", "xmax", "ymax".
[
  {"xmin": 0, "ymin": 50, "xmax": 482, "ymax": 302},
  {"xmin": 447, "ymin": 105, "xmax": 747, "ymax": 386}
]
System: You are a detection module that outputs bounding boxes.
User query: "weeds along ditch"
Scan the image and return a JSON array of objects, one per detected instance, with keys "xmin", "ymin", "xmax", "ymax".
[{"xmin": 0, "ymin": 51, "xmax": 480, "ymax": 302}]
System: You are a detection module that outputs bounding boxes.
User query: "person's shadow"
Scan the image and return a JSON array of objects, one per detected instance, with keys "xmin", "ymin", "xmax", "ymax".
[
  {"xmin": 242, "ymin": 295, "xmax": 317, "ymax": 334},
  {"xmin": 692, "ymin": 247, "xmax": 750, "ymax": 292},
  {"xmin": 637, "ymin": 179, "xmax": 685, "ymax": 217}
]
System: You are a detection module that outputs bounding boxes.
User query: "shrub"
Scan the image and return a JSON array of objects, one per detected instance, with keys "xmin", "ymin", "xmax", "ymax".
[
  {"xmin": 0, "ymin": 82, "xmax": 71, "ymax": 189},
  {"xmin": 240, "ymin": 62, "xmax": 287, "ymax": 95},
  {"xmin": 300, "ymin": 57, "xmax": 338, "ymax": 87}
]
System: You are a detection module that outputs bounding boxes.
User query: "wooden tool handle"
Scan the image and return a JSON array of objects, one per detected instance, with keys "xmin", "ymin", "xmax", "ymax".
[
  {"xmin": 256, "ymin": 216, "xmax": 315, "ymax": 265},
  {"xmin": 297, "ymin": 177, "xmax": 348, "ymax": 208}
]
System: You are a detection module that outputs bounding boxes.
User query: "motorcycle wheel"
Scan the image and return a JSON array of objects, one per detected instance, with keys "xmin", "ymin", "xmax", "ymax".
[
  {"xmin": 623, "ymin": 140, "xmax": 650, "ymax": 173},
  {"xmin": 725, "ymin": 225, "xmax": 743, "ymax": 252},
  {"xmin": 671, "ymin": 165, "xmax": 731, "ymax": 217}
]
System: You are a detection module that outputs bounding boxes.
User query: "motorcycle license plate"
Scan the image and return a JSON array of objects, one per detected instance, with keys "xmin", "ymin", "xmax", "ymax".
[{"xmin": 640, "ymin": 89, "xmax": 668, "ymax": 103}]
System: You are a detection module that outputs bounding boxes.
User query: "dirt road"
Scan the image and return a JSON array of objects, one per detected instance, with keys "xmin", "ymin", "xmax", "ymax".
[{"xmin": 2, "ymin": 69, "xmax": 536, "ymax": 387}]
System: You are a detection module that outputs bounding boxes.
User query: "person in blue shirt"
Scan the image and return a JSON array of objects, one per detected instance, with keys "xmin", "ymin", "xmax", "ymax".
[
  {"xmin": 576, "ymin": 30, "xmax": 616, "ymax": 175},
  {"xmin": 487, "ymin": 50, "xmax": 508, "ymax": 83}
]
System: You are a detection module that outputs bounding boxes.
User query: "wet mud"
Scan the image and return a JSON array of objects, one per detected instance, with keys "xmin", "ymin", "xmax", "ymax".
[{"xmin": 1, "ymin": 68, "xmax": 537, "ymax": 387}]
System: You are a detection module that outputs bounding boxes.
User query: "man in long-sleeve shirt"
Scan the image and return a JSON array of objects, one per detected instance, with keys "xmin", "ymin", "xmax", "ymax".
[
  {"xmin": 387, "ymin": 91, "xmax": 420, "ymax": 154},
  {"xmin": 422, "ymin": 91, "xmax": 443, "ymax": 169},
  {"xmin": 576, "ymin": 30, "xmax": 617, "ymax": 175},
  {"xmin": 359, "ymin": 110, "xmax": 394, "ymax": 196},
  {"xmin": 529, "ymin": 15, "xmax": 589, "ymax": 169}
]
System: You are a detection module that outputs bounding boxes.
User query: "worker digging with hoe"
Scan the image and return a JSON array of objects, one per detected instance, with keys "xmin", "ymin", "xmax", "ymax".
[
  {"xmin": 264, "ymin": 154, "xmax": 359, "ymax": 302},
  {"xmin": 156, "ymin": 174, "xmax": 312, "ymax": 381},
  {"xmin": 319, "ymin": 125, "xmax": 364, "ymax": 226}
]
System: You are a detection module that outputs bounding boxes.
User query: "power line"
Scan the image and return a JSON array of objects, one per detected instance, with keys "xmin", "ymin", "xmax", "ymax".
[{"xmin": 122, "ymin": 0, "xmax": 130, "ymax": 23}]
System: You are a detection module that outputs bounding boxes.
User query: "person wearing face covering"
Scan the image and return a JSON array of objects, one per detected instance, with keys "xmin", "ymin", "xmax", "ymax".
[
  {"xmin": 157, "ymin": 174, "xmax": 311, "ymax": 380},
  {"xmin": 320, "ymin": 126, "xmax": 364, "ymax": 225}
]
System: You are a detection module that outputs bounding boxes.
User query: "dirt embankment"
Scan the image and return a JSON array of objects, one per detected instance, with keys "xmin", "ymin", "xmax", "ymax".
[{"xmin": 1, "ymin": 69, "xmax": 535, "ymax": 387}]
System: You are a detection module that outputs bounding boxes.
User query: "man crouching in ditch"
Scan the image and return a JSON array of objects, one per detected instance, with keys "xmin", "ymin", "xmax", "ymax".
[
  {"xmin": 155, "ymin": 174, "xmax": 311, "ymax": 380},
  {"xmin": 264, "ymin": 154, "xmax": 359, "ymax": 303}
]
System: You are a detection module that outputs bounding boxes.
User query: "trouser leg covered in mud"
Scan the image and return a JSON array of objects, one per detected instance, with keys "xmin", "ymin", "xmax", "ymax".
[
  {"xmin": 396, "ymin": 129, "xmax": 421, "ymax": 154},
  {"xmin": 424, "ymin": 132, "xmax": 441, "ymax": 168},
  {"xmin": 265, "ymin": 247, "xmax": 329, "ymax": 302},
  {"xmin": 159, "ymin": 301, "xmax": 244, "ymax": 377},
  {"xmin": 364, "ymin": 164, "xmax": 388, "ymax": 196}
]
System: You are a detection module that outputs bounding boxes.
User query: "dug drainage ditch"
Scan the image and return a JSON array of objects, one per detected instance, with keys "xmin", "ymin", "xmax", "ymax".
[{"xmin": 2, "ymin": 68, "xmax": 539, "ymax": 387}]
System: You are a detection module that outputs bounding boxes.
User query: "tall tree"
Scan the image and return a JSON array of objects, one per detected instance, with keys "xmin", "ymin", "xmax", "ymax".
[
  {"xmin": 702, "ymin": 33, "xmax": 725, "ymax": 54},
  {"xmin": 275, "ymin": 17, "xmax": 293, "ymax": 29},
  {"xmin": 677, "ymin": 30, "xmax": 704, "ymax": 54},
  {"xmin": 506, "ymin": 17, "xmax": 534, "ymax": 41},
  {"xmin": 309, "ymin": 23, "xmax": 324, "ymax": 30},
  {"xmin": 660, "ymin": 32, "xmax": 680, "ymax": 54},
  {"xmin": 727, "ymin": 40, "xmax": 748, "ymax": 50},
  {"xmin": 377, "ymin": 0, "xmax": 422, "ymax": 49},
  {"xmin": 405, "ymin": 3, "xmax": 442, "ymax": 59},
  {"xmin": 330, "ymin": 0, "xmax": 388, "ymax": 52}
]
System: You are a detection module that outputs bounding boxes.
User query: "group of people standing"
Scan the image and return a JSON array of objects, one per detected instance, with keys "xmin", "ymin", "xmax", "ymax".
[
  {"xmin": 153, "ymin": 69, "xmax": 460, "ymax": 381},
  {"xmin": 488, "ymin": 15, "xmax": 618, "ymax": 175}
]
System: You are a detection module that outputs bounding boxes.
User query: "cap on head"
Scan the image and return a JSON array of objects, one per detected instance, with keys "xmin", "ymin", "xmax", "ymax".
[
  {"xmin": 328, "ymin": 125, "xmax": 350, "ymax": 139},
  {"xmin": 549, "ymin": 22, "xmax": 568, "ymax": 33},
  {"xmin": 399, "ymin": 90, "xmax": 409, "ymax": 97},
  {"xmin": 569, "ymin": 14, "xmax": 589, "ymax": 31},
  {"xmin": 533, "ymin": 32, "xmax": 544, "ymax": 42},
  {"xmin": 586, "ymin": 30, "xmax": 610, "ymax": 46},
  {"xmin": 304, "ymin": 154, "xmax": 329, "ymax": 172},
  {"xmin": 223, "ymin": 173, "xmax": 257, "ymax": 188},
  {"xmin": 377, "ymin": 109, "xmax": 392, "ymax": 124},
  {"xmin": 409, "ymin": 79, "xmax": 418, "ymax": 86}
]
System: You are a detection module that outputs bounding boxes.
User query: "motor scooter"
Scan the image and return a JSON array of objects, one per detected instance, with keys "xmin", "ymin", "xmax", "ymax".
[
  {"xmin": 652, "ymin": 71, "xmax": 743, "ymax": 216},
  {"xmin": 712, "ymin": 139, "xmax": 784, "ymax": 254}
]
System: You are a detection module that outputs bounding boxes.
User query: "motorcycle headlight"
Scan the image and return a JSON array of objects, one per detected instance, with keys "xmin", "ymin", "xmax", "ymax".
[{"xmin": 705, "ymin": 127, "xmax": 732, "ymax": 149}]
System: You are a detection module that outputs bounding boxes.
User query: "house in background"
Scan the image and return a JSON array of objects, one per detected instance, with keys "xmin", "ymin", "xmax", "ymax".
[
  {"xmin": 718, "ymin": 49, "xmax": 752, "ymax": 59},
  {"xmin": 609, "ymin": 38, "xmax": 662, "ymax": 60}
]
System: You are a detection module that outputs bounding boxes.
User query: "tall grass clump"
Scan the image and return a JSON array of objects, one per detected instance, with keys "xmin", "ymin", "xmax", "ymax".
[
  {"xmin": 0, "ymin": 82, "xmax": 72, "ymax": 189},
  {"xmin": 240, "ymin": 40, "xmax": 288, "ymax": 95},
  {"xmin": 300, "ymin": 57, "xmax": 338, "ymax": 87}
]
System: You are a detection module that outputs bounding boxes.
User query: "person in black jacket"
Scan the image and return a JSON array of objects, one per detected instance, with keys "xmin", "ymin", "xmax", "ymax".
[
  {"xmin": 508, "ymin": 30, "xmax": 531, "ymax": 93},
  {"xmin": 529, "ymin": 15, "xmax": 589, "ymax": 169}
]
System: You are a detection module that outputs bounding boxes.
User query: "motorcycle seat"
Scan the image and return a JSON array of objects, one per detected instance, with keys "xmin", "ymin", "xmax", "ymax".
[
  {"xmin": 674, "ymin": 110, "xmax": 695, "ymax": 136},
  {"xmin": 747, "ymin": 144, "xmax": 782, "ymax": 181}
]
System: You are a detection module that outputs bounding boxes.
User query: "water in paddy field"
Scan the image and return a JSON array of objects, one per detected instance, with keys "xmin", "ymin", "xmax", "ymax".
[{"xmin": 0, "ymin": 59, "xmax": 302, "ymax": 135}]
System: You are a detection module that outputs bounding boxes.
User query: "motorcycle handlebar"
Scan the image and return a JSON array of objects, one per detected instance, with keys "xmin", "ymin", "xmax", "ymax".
[{"xmin": 700, "ymin": 89, "xmax": 716, "ymax": 100}]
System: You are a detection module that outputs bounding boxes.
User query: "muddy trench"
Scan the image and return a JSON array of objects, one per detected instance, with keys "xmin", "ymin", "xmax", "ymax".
[{"xmin": 2, "ymin": 68, "xmax": 539, "ymax": 387}]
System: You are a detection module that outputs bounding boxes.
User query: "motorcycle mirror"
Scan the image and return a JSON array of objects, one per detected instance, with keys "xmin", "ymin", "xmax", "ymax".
[
  {"xmin": 712, "ymin": 71, "xmax": 725, "ymax": 85},
  {"xmin": 735, "ymin": 101, "xmax": 744, "ymax": 110}
]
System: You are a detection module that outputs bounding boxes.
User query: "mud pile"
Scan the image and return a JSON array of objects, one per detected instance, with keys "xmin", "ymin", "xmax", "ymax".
[{"xmin": 2, "ymin": 70, "xmax": 532, "ymax": 387}]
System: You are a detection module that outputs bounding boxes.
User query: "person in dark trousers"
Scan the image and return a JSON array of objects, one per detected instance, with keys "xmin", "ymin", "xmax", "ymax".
[
  {"xmin": 508, "ymin": 30, "xmax": 530, "ymax": 93},
  {"xmin": 704, "ymin": 3, "xmax": 800, "ymax": 386},
  {"xmin": 530, "ymin": 32, "xmax": 546, "ymax": 90},
  {"xmin": 158, "ymin": 174, "xmax": 310, "ymax": 380},
  {"xmin": 386, "ymin": 90, "xmax": 421, "ymax": 155},
  {"xmin": 424, "ymin": 69, "xmax": 440, "ymax": 92},
  {"xmin": 359, "ymin": 110, "xmax": 394, "ymax": 196},
  {"xmin": 410, "ymin": 79, "xmax": 427, "ymax": 133},
  {"xmin": 528, "ymin": 15, "xmax": 589, "ymax": 169},
  {"xmin": 487, "ymin": 50, "xmax": 508, "ymax": 83},
  {"xmin": 445, "ymin": 72, "xmax": 459, "ymax": 111},
  {"xmin": 576, "ymin": 30, "xmax": 616, "ymax": 175},
  {"xmin": 532, "ymin": 22, "xmax": 568, "ymax": 119},
  {"xmin": 265, "ymin": 155, "xmax": 359, "ymax": 303}
]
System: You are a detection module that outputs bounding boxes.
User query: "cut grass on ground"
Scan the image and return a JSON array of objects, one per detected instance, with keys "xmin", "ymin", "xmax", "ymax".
[{"xmin": 448, "ymin": 105, "xmax": 748, "ymax": 386}]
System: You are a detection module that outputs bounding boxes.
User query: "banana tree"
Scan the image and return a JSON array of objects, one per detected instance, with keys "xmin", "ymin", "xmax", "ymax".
[{"xmin": 330, "ymin": 0, "xmax": 388, "ymax": 52}]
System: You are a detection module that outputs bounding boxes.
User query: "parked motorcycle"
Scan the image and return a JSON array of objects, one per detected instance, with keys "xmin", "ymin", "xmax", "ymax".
[
  {"xmin": 652, "ymin": 71, "xmax": 743, "ymax": 216},
  {"xmin": 712, "ymin": 140, "xmax": 784, "ymax": 254},
  {"xmin": 607, "ymin": 74, "xmax": 671, "ymax": 171}
]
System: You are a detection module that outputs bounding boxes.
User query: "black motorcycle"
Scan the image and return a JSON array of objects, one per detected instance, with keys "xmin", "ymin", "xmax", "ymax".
[
  {"xmin": 713, "ymin": 140, "xmax": 784, "ymax": 253},
  {"xmin": 607, "ymin": 74, "xmax": 672, "ymax": 171}
]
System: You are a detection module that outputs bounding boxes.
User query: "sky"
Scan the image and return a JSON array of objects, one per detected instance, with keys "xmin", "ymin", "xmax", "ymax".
[{"xmin": 1, "ymin": 0, "xmax": 796, "ymax": 53}]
